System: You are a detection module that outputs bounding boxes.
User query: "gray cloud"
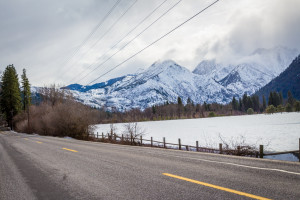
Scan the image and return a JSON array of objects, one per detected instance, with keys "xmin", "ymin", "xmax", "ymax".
[
  {"xmin": 0, "ymin": 0, "xmax": 299, "ymax": 86},
  {"xmin": 202, "ymin": 0, "xmax": 300, "ymax": 64}
]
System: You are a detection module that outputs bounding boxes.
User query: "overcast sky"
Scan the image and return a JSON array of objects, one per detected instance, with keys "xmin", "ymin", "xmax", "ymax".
[{"xmin": 1, "ymin": 0, "xmax": 300, "ymax": 86}]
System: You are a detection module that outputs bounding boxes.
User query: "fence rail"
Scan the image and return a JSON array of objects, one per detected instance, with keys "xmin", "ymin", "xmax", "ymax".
[{"xmin": 89, "ymin": 132, "xmax": 300, "ymax": 162}]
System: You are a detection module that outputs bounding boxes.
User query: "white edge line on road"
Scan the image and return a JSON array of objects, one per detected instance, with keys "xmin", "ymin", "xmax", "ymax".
[
  {"xmin": 13, "ymin": 133, "xmax": 300, "ymax": 176},
  {"xmin": 82, "ymin": 141, "xmax": 300, "ymax": 176}
]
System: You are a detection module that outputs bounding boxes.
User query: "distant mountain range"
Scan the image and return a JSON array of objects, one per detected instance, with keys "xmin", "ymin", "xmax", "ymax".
[
  {"xmin": 255, "ymin": 54, "xmax": 300, "ymax": 101},
  {"xmin": 64, "ymin": 46, "xmax": 299, "ymax": 111}
]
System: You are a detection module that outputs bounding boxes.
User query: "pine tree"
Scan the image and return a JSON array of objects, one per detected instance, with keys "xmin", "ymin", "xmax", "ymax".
[
  {"xmin": 262, "ymin": 95, "xmax": 267, "ymax": 110},
  {"xmin": 177, "ymin": 96, "xmax": 183, "ymax": 117},
  {"xmin": 279, "ymin": 92, "xmax": 283, "ymax": 105},
  {"xmin": 238, "ymin": 98, "xmax": 242, "ymax": 111},
  {"xmin": 242, "ymin": 93, "xmax": 248, "ymax": 111},
  {"xmin": 177, "ymin": 96, "xmax": 182, "ymax": 105},
  {"xmin": 0, "ymin": 65, "xmax": 22, "ymax": 129},
  {"xmin": 273, "ymin": 91, "xmax": 280, "ymax": 107},
  {"xmin": 251, "ymin": 95, "xmax": 259, "ymax": 112},
  {"xmin": 21, "ymin": 69, "xmax": 31, "ymax": 111},
  {"xmin": 287, "ymin": 91, "xmax": 294, "ymax": 106},
  {"xmin": 231, "ymin": 96, "xmax": 238, "ymax": 110},
  {"xmin": 187, "ymin": 97, "xmax": 192, "ymax": 105},
  {"xmin": 268, "ymin": 92, "xmax": 273, "ymax": 106}
]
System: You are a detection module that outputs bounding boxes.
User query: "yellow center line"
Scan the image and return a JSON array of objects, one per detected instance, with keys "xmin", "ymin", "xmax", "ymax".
[
  {"xmin": 62, "ymin": 148, "xmax": 78, "ymax": 152},
  {"xmin": 162, "ymin": 173, "xmax": 271, "ymax": 200},
  {"xmin": 36, "ymin": 141, "xmax": 43, "ymax": 144},
  {"xmin": 24, "ymin": 138, "xmax": 29, "ymax": 140}
]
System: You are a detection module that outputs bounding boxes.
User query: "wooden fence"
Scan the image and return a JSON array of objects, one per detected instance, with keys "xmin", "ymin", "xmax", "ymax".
[{"xmin": 89, "ymin": 132, "xmax": 300, "ymax": 162}]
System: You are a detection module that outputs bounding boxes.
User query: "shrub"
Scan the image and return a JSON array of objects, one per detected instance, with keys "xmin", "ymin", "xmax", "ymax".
[
  {"xmin": 266, "ymin": 105, "xmax": 276, "ymax": 114},
  {"xmin": 123, "ymin": 122, "xmax": 145, "ymax": 145},
  {"xmin": 208, "ymin": 112, "xmax": 216, "ymax": 117},
  {"xmin": 285, "ymin": 103, "xmax": 293, "ymax": 112},
  {"xmin": 246, "ymin": 108, "xmax": 254, "ymax": 115},
  {"xmin": 276, "ymin": 105, "xmax": 285, "ymax": 113},
  {"xmin": 14, "ymin": 87, "xmax": 98, "ymax": 139},
  {"xmin": 294, "ymin": 101, "xmax": 300, "ymax": 112}
]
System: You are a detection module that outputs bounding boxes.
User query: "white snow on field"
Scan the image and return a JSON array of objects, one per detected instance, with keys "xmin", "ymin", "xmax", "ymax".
[{"xmin": 94, "ymin": 112, "xmax": 300, "ymax": 155}]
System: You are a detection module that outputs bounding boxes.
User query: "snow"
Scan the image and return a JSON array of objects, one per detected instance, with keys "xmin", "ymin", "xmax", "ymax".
[
  {"xmin": 67, "ymin": 46, "xmax": 298, "ymax": 111},
  {"xmin": 94, "ymin": 112, "xmax": 300, "ymax": 161}
]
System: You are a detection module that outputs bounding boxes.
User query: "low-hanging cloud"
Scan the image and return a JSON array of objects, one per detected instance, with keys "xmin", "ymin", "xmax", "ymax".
[{"xmin": 199, "ymin": 0, "xmax": 300, "ymax": 65}]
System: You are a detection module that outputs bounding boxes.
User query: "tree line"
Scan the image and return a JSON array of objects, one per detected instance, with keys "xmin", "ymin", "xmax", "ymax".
[
  {"xmin": 231, "ymin": 91, "xmax": 300, "ymax": 114},
  {"xmin": 1, "ymin": 64, "xmax": 299, "ymax": 137},
  {"xmin": 0, "ymin": 65, "xmax": 31, "ymax": 129},
  {"xmin": 0, "ymin": 65, "xmax": 97, "ymax": 139},
  {"xmin": 98, "ymin": 91, "xmax": 300, "ymax": 124}
]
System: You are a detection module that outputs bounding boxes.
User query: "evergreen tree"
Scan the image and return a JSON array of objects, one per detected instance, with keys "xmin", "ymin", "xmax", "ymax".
[
  {"xmin": 242, "ymin": 93, "xmax": 248, "ymax": 111},
  {"xmin": 262, "ymin": 95, "xmax": 267, "ymax": 110},
  {"xmin": 187, "ymin": 97, "xmax": 192, "ymax": 105},
  {"xmin": 287, "ymin": 91, "xmax": 294, "ymax": 106},
  {"xmin": 152, "ymin": 106, "xmax": 156, "ymax": 114},
  {"xmin": 251, "ymin": 95, "xmax": 259, "ymax": 112},
  {"xmin": 246, "ymin": 96, "xmax": 253, "ymax": 111},
  {"xmin": 177, "ymin": 96, "xmax": 182, "ymax": 105},
  {"xmin": 177, "ymin": 96, "xmax": 183, "ymax": 117},
  {"xmin": 21, "ymin": 69, "xmax": 31, "ymax": 111},
  {"xmin": 231, "ymin": 96, "xmax": 238, "ymax": 110},
  {"xmin": 279, "ymin": 92, "xmax": 283, "ymax": 105},
  {"xmin": 0, "ymin": 65, "xmax": 22, "ymax": 129},
  {"xmin": 273, "ymin": 91, "xmax": 280, "ymax": 107},
  {"xmin": 238, "ymin": 98, "xmax": 242, "ymax": 111},
  {"xmin": 268, "ymin": 92, "xmax": 273, "ymax": 106}
]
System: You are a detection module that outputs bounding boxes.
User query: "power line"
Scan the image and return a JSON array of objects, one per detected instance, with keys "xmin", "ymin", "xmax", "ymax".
[
  {"xmin": 68, "ymin": 0, "xmax": 168, "ymax": 84},
  {"xmin": 75, "ymin": 0, "xmax": 182, "ymax": 85},
  {"xmin": 86, "ymin": 0, "xmax": 220, "ymax": 86},
  {"xmin": 54, "ymin": 0, "xmax": 121, "ymax": 82},
  {"xmin": 66, "ymin": 0, "xmax": 138, "ymax": 72}
]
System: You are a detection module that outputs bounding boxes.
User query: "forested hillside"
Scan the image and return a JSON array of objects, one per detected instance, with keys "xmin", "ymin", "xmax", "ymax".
[{"xmin": 256, "ymin": 54, "xmax": 300, "ymax": 101}]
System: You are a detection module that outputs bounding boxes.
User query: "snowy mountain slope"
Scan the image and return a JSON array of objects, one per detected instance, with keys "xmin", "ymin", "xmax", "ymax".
[
  {"xmin": 67, "ymin": 60, "xmax": 234, "ymax": 111},
  {"xmin": 194, "ymin": 46, "xmax": 299, "ymax": 97},
  {"xmin": 65, "ymin": 46, "xmax": 298, "ymax": 111}
]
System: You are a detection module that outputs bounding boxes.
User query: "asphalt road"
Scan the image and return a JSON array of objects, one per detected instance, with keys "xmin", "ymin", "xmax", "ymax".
[{"xmin": 1, "ymin": 131, "xmax": 300, "ymax": 200}]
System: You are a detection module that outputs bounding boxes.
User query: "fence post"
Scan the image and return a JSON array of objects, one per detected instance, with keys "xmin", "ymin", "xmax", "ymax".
[
  {"xmin": 163, "ymin": 137, "xmax": 166, "ymax": 148},
  {"xmin": 114, "ymin": 133, "xmax": 117, "ymax": 142},
  {"xmin": 151, "ymin": 137, "xmax": 153, "ymax": 147},
  {"xmin": 97, "ymin": 132, "xmax": 98, "ymax": 139},
  {"xmin": 259, "ymin": 145, "xmax": 264, "ymax": 158},
  {"xmin": 237, "ymin": 146, "xmax": 240, "ymax": 156},
  {"xmin": 196, "ymin": 141, "xmax": 199, "ymax": 152},
  {"xmin": 102, "ymin": 132, "xmax": 104, "ymax": 141},
  {"xmin": 298, "ymin": 138, "xmax": 300, "ymax": 162},
  {"xmin": 178, "ymin": 138, "xmax": 181, "ymax": 150},
  {"xmin": 186, "ymin": 145, "xmax": 189, "ymax": 151},
  {"xmin": 121, "ymin": 134, "xmax": 124, "ymax": 142},
  {"xmin": 219, "ymin": 143, "xmax": 223, "ymax": 154},
  {"xmin": 140, "ymin": 135, "xmax": 142, "ymax": 146}
]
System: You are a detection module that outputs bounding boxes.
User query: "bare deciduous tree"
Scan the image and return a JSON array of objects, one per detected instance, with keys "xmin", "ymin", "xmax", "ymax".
[{"xmin": 123, "ymin": 122, "xmax": 145, "ymax": 145}]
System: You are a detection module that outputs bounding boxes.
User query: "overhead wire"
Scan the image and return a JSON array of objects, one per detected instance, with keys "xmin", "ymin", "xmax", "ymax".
[
  {"xmin": 73, "ymin": 0, "xmax": 182, "ymax": 85},
  {"xmin": 86, "ymin": 0, "xmax": 220, "ymax": 86},
  {"xmin": 68, "ymin": 0, "xmax": 169, "ymax": 84},
  {"xmin": 64, "ymin": 0, "xmax": 139, "ymax": 73},
  {"xmin": 56, "ymin": 0, "xmax": 121, "ymax": 74}
]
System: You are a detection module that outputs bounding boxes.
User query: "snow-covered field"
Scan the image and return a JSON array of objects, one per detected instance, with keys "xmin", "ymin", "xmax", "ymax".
[{"xmin": 94, "ymin": 113, "xmax": 300, "ymax": 161}]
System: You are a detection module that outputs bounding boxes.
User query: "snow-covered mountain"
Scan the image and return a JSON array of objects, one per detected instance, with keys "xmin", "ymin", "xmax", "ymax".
[{"xmin": 65, "ymin": 46, "xmax": 298, "ymax": 111}]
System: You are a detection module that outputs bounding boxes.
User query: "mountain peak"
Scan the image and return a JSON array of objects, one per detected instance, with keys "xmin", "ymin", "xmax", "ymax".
[
  {"xmin": 150, "ymin": 60, "xmax": 179, "ymax": 69},
  {"xmin": 193, "ymin": 59, "xmax": 217, "ymax": 75}
]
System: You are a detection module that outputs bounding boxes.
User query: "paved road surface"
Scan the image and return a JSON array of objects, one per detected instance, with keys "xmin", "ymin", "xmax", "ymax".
[{"xmin": 1, "ymin": 131, "xmax": 300, "ymax": 200}]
